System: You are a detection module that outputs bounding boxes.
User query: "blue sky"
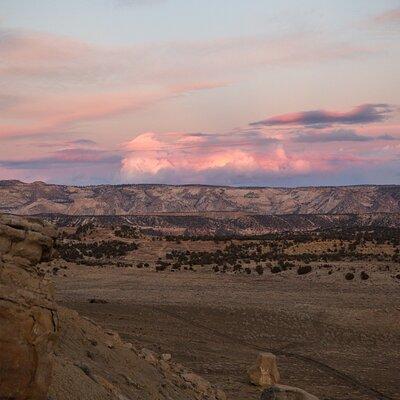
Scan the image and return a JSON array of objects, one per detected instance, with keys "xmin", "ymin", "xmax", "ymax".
[{"xmin": 1, "ymin": 0, "xmax": 396, "ymax": 43}]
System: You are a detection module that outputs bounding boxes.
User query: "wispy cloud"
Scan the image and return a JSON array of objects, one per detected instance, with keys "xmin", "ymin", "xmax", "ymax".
[
  {"xmin": 250, "ymin": 104, "xmax": 395, "ymax": 128},
  {"xmin": 0, "ymin": 27, "xmax": 374, "ymax": 84},
  {"xmin": 69, "ymin": 139, "xmax": 97, "ymax": 146},
  {"xmin": 0, "ymin": 84, "xmax": 219, "ymax": 138},
  {"xmin": 0, "ymin": 148, "xmax": 121, "ymax": 170},
  {"xmin": 293, "ymin": 129, "xmax": 397, "ymax": 143},
  {"xmin": 0, "ymin": 22, "xmax": 380, "ymax": 142}
]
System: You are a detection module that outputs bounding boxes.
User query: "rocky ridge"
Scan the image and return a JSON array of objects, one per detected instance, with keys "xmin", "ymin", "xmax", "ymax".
[{"xmin": 1, "ymin": 180, "xmax": 400, "ymax": 215}]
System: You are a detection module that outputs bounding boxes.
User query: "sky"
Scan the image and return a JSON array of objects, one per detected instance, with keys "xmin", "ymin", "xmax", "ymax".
[{"xmin": 0, "ymin": 0, "xmax": 399, "ymax": 186}]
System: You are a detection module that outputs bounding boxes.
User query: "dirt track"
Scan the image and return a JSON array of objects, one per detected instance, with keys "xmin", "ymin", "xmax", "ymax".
[{"xmin": 55, "ymin": 266, "xmax": 400, "ymax": 400}]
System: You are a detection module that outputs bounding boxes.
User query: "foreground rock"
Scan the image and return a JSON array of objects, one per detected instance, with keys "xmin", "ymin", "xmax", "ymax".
[
  {"xmin": 248, "ymin": 352, "xmax": 280, "ymax": 387},
  {"xmin": 261, "ymin": 384, "xmax": 319, "ymax": 400},
  {"xmin": 0, "ymin": 214, "xmax": 58, "ymax": 400},
  {"xmin": 0, "ymin": 213, "xmax": 226, "ymax": 400}
]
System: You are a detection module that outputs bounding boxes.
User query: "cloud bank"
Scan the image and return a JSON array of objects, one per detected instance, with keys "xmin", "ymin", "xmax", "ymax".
[
  {"xmin": 120, "ymin": 133, "xmax": 313, "ymax": 184},
  {"xmin": 1, "ymin": 102, "xmax": 399, "ymax": 185}
]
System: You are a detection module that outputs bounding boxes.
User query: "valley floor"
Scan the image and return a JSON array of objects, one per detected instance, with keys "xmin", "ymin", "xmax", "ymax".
[{"xmin": 54, "ymin": 266, "xmax": 400, "ymax": 400}]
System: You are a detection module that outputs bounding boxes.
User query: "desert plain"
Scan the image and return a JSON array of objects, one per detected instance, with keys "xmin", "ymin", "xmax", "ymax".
[{"xmin": 45, "ymin": 224, "xmax": 400, "ymax": 400}]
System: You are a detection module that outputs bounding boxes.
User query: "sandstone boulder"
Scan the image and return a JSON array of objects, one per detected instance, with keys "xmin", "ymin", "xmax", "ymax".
[{"xmin": 248, "ymin": 352, "xmax": 280, "ymax": 387}]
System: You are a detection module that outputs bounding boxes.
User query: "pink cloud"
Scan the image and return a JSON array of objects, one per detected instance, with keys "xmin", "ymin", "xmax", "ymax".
[
  {"xmin": 0, "ymin": 82, "xmax": 220, "ymax": 138},
  {"xmin": 118, "ymin": 130, "xmax": 400, "ymax": 185},
  {"xmin": 120, "ymin": 131, "xmax": 328, "ymax": 183},
  {"xmin": 0, "ymin": 30, "xmax": 88, "ymax": 66},
  {"xmin": 0, "ymin": 27, "xmax": 230, "ymax": 139},
  {"xmin": 0, "ymin": 29, "xmax": 373, "ymax": 81}
]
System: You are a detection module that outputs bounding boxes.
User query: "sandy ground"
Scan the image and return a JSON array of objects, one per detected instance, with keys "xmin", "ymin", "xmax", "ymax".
[{"xmin": 53, "ymin": 265, "xmax": 400, "ymax": 400}]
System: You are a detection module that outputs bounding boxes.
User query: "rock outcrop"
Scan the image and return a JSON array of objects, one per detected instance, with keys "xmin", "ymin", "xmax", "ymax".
[{"xmin": 0, "ymin": 214, "xmax": 58, "ymax": 400}]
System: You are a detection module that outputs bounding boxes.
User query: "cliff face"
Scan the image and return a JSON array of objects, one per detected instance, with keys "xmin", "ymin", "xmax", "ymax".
[
  {"xmin": 1, "ymin": 180, "xmax": 400, "ymax": 215},
  {"xmin": 0, "ymin": 214, "xmax": 58, "ymax": 400}
]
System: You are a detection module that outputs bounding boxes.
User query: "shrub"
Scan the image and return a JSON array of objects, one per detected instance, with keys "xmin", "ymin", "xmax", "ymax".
[
  {"xmin": 114, "ymin": 224, "xmax": 138, "ymax": 238},
  {"xmin": 57, "ymin": 240, "xmax": 139, "ymax": 261},
  {"xmin": 297, "ymin": 265, "xmax": 312, "ymax": 275},
  {"xmin": 360, "ymin": 271, "xmax": 369, "ymax": 280},
  {"xmin": 271, "ymin": 266, "xmax": 281, "ymax": 274},
  {"xmin": 172, "ymin": 263, "xmax": 181, "ymax": 271},
  {"xmin": 88, "ymin": 298, "xmax": 108, "ymax": 304},
  {"xmin": 255, "ymin": 265, "xmax": 264, "ymax": 275},
  {"xmin": 345, "ymin": 272, "xmax": 354, "ymax": 281}
]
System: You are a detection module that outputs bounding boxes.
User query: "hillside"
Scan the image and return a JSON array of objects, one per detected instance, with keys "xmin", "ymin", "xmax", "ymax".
[
  {"xmin": 1, "ymin": 180, "xmax": 400, "ymax": 216},
  {"xmin": 0, "ymin": 213, "xmax": 226, "ymax": 400}
]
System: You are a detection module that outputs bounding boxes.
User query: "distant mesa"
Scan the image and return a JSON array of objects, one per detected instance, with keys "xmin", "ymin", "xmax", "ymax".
[{"xmin": 1, "ymin": 180, "xmax": 400, "ymax": 217}]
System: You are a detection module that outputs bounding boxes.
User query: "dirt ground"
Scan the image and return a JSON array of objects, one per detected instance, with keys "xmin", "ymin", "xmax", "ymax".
[{"xmin": 53, "ymin": 264, "xmax": 400, "ymax": 400}]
